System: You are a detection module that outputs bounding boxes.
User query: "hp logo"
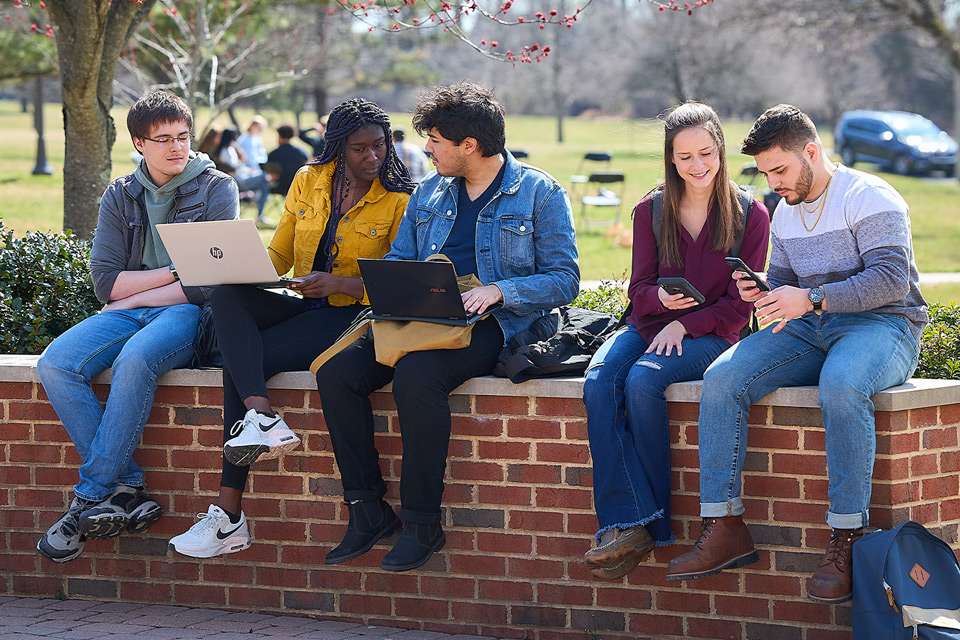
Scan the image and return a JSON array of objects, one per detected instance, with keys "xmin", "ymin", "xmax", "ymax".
[{"xmin": 209, "ymin": 247, "xmax": 224, "ymax": 259}]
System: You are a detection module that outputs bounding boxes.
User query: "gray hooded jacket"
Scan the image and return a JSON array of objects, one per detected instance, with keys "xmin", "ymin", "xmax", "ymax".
[{"xmin": 89, "ymin": 164, "xmax": 239, "ymax": 305}]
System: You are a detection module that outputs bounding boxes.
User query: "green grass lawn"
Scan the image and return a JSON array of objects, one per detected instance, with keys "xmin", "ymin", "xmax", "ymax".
[{"xmin": 2, "ymin": 99, "xmax": 959, "ymax": 303}]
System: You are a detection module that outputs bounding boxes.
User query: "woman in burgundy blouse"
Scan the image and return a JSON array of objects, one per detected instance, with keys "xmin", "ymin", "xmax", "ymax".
[{"xmin": 582, "ymin": 102, "xmax": 770, "ymax": 580}]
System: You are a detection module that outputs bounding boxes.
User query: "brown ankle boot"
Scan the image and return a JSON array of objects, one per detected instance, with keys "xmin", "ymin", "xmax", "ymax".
[
  {"xmin": 666, "ymin": 516, "xmax": 758, "ymax": 581},
  {"xmin": 808, "ymin": 527, "xmax": 863, "ymax": 603},
  {"xmin": 584, "ymin": 525, "xmax": 654, "ymax": 569}
]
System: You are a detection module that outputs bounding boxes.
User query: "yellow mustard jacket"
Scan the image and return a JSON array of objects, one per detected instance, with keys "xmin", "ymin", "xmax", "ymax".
[{"xmin": 267, "ymin": 161, "xmax": 409, "ymax": 307}]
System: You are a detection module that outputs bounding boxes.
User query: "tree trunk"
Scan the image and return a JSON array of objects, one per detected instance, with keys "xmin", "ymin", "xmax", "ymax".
[
  {"xmin": 552, "ymin": 0, "xmax": 566, "ymax": 144},
  {"xmin": 313, "ymin": 5, "xmax": 329, "ymax": 120},
  {"xmin": 46, "ymin": 0, "xmax": 154, "ymax": 239}
]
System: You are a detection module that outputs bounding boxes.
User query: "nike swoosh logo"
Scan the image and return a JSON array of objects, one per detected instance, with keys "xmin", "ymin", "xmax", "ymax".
[
  {"xmin": 216, "ymin": 522, "xmax": 244, "ymax": 540},
  {"xmin": 258, "ymin": 418, "xmax": 282, "ymax": 433}
]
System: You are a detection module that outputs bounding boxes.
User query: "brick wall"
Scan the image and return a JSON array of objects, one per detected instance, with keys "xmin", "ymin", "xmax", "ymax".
[{"xmin": 2, "ymin": 355, "xmax": 959, "ymax": 640}]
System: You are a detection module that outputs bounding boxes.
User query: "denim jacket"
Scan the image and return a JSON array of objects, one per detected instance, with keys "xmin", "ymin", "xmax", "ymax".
[{"xmin": 385, "ymin": 151, "xmax": 580, "ymax": 342}]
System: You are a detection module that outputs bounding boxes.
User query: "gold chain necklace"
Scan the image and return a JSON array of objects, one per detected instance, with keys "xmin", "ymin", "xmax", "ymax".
[{"xmin": 799, "ymin": 177, "xmax": 832, "ymax": 232}]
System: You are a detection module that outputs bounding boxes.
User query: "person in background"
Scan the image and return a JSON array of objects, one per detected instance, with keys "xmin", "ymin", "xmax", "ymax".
[
  {"xmin": 300, "ymin": 115, "xmax": 328, "ymax": 158},
  {"xmin": 216, "ymin": 127, "xmax": 271, "ymax": 223},
  {"xmin": 197, "ymin": 127, "xmax": 221, "ymax": 158},
  {"xmin": 666, "ymin": 104, "xmax": 927, "ymax": 604},
  {"xmin": 237, "ymin": 115, "xmax": 268, "ymax": 172},
  {"xmin": 393, "ymin": 127, "xmax": 431, "ymax": 183},
  {"xmin": 36, "ymin": 90, "xmax": 239, "ymax": 563},
  {"xmin": 267, "ymin": 124, "xmax": 309, "ymax": 196},
  {"xmin": 582, "ymin": 102, "xmax": 769, "ymax": 581},
  {"xmin": 167, "ymin": 98, "xmax": 415, "ymax": 559}
]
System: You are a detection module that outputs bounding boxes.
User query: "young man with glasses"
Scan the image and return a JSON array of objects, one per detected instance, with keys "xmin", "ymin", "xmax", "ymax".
[{"xmin": 36, "ymin": 90, "xmax": 239, "ymax": 563}]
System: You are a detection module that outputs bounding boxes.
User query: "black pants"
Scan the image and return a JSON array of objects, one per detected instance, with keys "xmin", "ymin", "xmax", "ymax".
[
  {"xmin": 315, "ymin": 317, "xmax": 504, "ymax": 524},
  {"xmin": 211, "ymin": 284, "xmax": 363, "ymax": 490}
]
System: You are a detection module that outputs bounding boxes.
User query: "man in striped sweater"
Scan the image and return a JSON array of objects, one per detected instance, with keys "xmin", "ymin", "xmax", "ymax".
[{"xmin": 666, "ymin": 105, "xmax": 928, "ymax": 603}]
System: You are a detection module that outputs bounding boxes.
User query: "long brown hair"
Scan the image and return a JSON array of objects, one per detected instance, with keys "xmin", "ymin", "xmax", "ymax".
[{"xmin": 660, "ymin": 101, "xmax": 742, "ymax": 267}]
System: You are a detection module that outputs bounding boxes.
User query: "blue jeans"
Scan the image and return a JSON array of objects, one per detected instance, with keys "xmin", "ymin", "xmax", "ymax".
[
  {"xmin": 583, "ymin": 324, "xmax": 730, "ymax": 545},
  {"xmin": 698, "ymin": 312, "xmax": 919, "ymax": 529},
  {"xmin": 234, "ymin": 172, "xmax": 270, "ymax": 218},
  {"xmin": 37, "ymin": 304, "xmax": 200, "ymax": 502}
]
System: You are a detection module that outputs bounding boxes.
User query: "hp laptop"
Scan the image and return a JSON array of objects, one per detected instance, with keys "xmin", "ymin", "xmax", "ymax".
[
  {"xmin": 357, "ymin": 258, "xmax": 498, "ymax": 326},
  {"xmin": 156, "ymin": 218, "xmax": 302, "ymax": 288}
]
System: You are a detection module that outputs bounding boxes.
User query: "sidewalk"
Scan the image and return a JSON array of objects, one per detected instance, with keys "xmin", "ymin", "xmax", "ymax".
[{"xmin": 0, "ymin": 597, "xmax": 503, "ymax": 640}]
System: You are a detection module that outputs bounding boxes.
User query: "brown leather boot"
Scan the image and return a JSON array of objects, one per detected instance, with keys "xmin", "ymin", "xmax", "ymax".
[
  {"xmin": 591, "ymin": 554, "xmax": 642, "ymax": 581},
  {"xmin": 666, "ymin": 516, "xmax": 758, "ymax": 581},
  {"xmin": 584, "ymin": 525, "xmax": 654, "ymax": 569},
  {"xmin": 808, "ymin": 527, "xmax": 864, "ymax": 603}
]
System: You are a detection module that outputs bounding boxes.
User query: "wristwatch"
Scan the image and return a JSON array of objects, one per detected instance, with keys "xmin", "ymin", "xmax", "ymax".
[
  {"xmin": 808, "ymin": 286, "xmax": 825, "ymax": 314},
  {"xmin": 169, "ymin": 264, "xmax": 180, "ymax": 282}
]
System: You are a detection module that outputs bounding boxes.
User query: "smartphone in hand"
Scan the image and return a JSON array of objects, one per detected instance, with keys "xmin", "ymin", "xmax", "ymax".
[
  {"xmin": 724, "ymin": 257, "xmax": 770, "ymax": 292},
  {"xmin": 657, "ymin": 277, "xmax": 706, "ymax": 305}
]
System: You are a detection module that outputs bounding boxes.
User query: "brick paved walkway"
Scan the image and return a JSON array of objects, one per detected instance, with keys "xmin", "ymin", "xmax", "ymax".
[{"xmin": 0, "ymin": 597, "xmax": 502, "ymax": 640}]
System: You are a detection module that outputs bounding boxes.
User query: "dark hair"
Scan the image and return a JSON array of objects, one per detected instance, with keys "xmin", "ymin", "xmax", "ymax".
[
  {"xmin": 215, "ymin": 127, "xmax": 240, "ymax": 158},
  {"xmin": 197, "ymin": 127, "xmax": 221, "ymax": 156},
  {"xmin": 309, "ymin": 98, "xmax": 415, "ymax": 273},
  {"xmin": 393, "ymin": 128, "xmax": 405, "ymax": 142},
  {"xmin": 127, "ymin": 90, "xmax": 193, "ymax": 142},
  {"xmin": 412, "ymin": 81, "xmax": 505, "ymax": 157},
  {"xmin": 276, "ymin": 124, "xmax": 295, "ymax": 140},
  {"xmin": 659, "ymin": 101, "xmax": 742, "ymax": 267},
  {"xmin": 741, "ymin": 104, "xmax": 818, "ymax": 156}
]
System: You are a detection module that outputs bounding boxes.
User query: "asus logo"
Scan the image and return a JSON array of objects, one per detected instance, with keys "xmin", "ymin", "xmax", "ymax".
[{"xmin": 429, "ymin": 287, "xmax": 446, "ymax": 293}]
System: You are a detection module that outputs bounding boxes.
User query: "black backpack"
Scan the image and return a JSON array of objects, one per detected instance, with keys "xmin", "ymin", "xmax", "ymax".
[{"xmin": 493, "ymin": 306, "xmax": 622, "ymax": 383}]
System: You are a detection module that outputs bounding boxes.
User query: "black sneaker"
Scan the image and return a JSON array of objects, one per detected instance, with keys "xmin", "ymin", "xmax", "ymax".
[
  {"xmin": 37, "ymin": 498, "xmax": 90, "ymax": 563},
  {"xmin": 78, "ymin": 485, "xmax": 164, "ymax": 540}
]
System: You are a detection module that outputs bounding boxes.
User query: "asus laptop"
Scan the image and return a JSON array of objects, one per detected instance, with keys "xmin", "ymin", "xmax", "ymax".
[{"xmin": 357, "ymin": 258, "xmax": 498, "ymax": 326}]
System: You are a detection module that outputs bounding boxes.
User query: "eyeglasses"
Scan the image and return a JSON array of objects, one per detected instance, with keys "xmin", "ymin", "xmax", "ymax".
[{"xmin": 141, "ymin": 133, "xmax": 193, "ymax": 147}]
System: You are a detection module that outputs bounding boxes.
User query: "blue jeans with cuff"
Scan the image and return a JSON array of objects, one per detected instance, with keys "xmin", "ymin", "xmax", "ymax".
[
  {"xmin": 37, "ymin": 304, "xmax": 199, "ymax": 502},
  {"xmin": 584, "ymin": 323, "xmax": 730, "ymax": 545},
  {"xmin": 697, "ymin": 311, "xmax": 919, "ymax": 529}
]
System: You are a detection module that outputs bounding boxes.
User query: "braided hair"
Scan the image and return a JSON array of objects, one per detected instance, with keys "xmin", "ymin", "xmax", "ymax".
[{"xmin": 308, "ymin": 98, "xmax": 416, "ymax": 276}]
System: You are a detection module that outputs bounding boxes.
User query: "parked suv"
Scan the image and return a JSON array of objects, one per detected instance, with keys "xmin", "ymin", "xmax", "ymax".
[{"xmin": 833, "ymin": 110, "xmax": 957, "ymax": 177}]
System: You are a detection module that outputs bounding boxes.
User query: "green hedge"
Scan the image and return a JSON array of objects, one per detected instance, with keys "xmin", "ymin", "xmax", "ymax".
[
  {"xmin": 2, "ymin": 228, "xmax": 959, "ymax": 382},
  {"xmin": 0, "ymin": 221, "xmax": 101, "ymax": 355},
  {"xmin": 917, "ymin": 303, "xmax": 960, "ymax": 379}
]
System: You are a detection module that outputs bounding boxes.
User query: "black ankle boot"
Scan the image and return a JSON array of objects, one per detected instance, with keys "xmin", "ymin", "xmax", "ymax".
[
  {"xmin": 324, "ymin": 499, "xmax": 399, "ymax": 565},
  {"xmin": 380, "ymin": 521, "xmax": 445, "ymax": 572}
]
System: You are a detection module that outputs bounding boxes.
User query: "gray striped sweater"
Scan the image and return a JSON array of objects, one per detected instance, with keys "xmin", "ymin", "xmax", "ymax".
[{"xmin": 766, "ymin": 164, "xmax": 928, "ymax": 341}]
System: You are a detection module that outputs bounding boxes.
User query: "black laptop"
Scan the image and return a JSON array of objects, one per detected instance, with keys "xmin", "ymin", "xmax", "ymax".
[{"xmin": 357, "ymin": 258, "xmax": 499, "ymax": 326}]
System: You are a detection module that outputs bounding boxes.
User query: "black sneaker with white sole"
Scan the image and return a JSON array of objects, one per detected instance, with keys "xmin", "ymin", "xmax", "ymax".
[{"xmin": 78, "ymin": 485, "xmax": 163, "ymax": 540}]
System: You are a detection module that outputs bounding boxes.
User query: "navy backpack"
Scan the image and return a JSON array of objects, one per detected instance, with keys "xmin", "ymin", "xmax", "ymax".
[{"xmin": 853, "ymin": 521, "xmax": 960, "ymax": 639}]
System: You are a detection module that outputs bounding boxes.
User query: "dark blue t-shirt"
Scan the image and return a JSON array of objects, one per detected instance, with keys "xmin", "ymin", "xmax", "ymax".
[{"xmin": 443, "ymin": 161, "xmax": 506, "ymax": 277}]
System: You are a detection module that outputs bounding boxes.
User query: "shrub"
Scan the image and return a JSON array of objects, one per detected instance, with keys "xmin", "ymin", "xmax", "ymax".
[
  {"xmin": 571, "ymin": 276, "xmax": 628, "ymax": 318},
  {"xmin": 0, "ymin": 221, "xmax": 101, "ymax": 355},
  {"xmin": 915, "ymin": 303, "xmax": 960, "ymax": 380}
]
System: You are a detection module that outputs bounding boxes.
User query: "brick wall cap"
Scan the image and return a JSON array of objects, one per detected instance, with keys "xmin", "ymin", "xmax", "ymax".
[{"xmin": 1, "ymin": 354, "xmax": 956, "ymax": 410}]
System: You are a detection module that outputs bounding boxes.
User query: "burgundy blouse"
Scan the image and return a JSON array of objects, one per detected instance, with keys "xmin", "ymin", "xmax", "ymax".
[{"xmin": 625, "ymin": 195, "xmax": 771, "ymax": 345}]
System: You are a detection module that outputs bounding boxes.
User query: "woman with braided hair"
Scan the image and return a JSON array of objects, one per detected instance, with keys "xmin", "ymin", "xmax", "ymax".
[{"xmin": 168, "ymin": 98, "xmax": 414, "ymax": 559}]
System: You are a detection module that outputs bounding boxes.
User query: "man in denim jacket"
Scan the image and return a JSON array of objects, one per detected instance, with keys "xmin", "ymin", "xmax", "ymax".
[
  {"xmin": 36, "ymin": 91, "xmax": 238, "ymax": 563},
  {"xmin": 316, "ymin": 81, "xmax": 579, "ymax": 572}
]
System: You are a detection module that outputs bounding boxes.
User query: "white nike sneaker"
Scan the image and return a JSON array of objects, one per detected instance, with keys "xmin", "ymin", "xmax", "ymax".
[
  {"xmin": 223, "ymin": 408, "xmax": 301, "ymax": 466},
  {"xmin": 168, "ymin": 504, "xmax": 250, "ymax": 558}
]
